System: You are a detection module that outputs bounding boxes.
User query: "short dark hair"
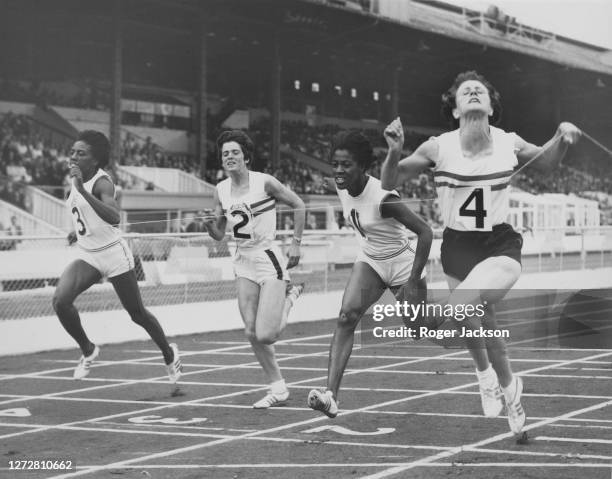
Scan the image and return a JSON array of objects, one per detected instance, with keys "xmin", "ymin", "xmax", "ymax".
[
  {"xmin": 216, "ymin": 130, "xmax": 255, "ymax": 166},
  {"xmin": 77, "ymin": 130, "xmax": 110, "ymax": 168},
  {"xmin": 330, "ymin": 130, "xmax": 375, "ymax": 169},
  {"xmin": 441, "ymin": 70, "xmax": 502, "ymax": 127}
]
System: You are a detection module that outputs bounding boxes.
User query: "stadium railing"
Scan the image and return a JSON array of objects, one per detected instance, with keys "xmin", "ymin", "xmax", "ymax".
[{"xmin": 0, "ymin": 227, "xmax": 611, "ymax": 321}]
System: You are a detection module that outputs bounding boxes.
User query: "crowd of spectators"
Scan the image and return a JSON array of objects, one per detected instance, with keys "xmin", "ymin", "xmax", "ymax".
[
  {"xmin": 514, "ymin": 164, "xmax": 612, "ymax": 197},
  {"xmin": 0, "ymin": 112, "xmax": 71, "ymax": 200},
  {"xmin": 1, "ymin": 107, "xmax": 611, "ymax": 226},
  {"xmin": 121, "ymin": 132, "xmax": 198, "ymax": 175}
]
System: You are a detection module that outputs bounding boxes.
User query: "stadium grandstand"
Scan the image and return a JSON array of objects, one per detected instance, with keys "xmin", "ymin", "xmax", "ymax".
[{"xmin": 1, "ymin": 0, "xmax": 612, "ymax": 477}]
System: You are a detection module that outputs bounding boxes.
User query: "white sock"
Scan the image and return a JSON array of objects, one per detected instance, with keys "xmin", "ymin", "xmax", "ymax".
[
  {"xmin": 475, "ymin": 365, "xmax": 497, "ymax": 385},
  {"xmin": 271, "ymin": 379, "xmax": 287, "ymax": 395}
]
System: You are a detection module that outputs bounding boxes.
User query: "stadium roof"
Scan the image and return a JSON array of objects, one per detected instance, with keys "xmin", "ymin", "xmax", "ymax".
[
  {"xmin": 302, "ymin": 0, "xmax": 612, "ymax": 76},
  {"xmin": 3, "ymin": 0, "xmax": 611, "ymax": 139}
]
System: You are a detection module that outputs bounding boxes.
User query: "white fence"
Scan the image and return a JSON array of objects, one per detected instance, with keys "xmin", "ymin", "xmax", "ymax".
[
  {"xmin": 1, "ymin": 227, "xmax": 611, "ymax": 321},
  {"xmin": 26, "ymin": 186, "xmax": 73, "ymax": 232},
  {"xmin": 0, "ymin": 199, "xmax": 65, "ymax": 236}
]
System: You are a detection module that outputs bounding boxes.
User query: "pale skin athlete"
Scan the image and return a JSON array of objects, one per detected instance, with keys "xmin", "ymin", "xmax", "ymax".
[
  {"xmin": 380, "ymin": 71, "xmax": 581, "ymax": 433},
  {"xmin": 204, "ymin": 130, "xmax": 305, "ymax": 408}
]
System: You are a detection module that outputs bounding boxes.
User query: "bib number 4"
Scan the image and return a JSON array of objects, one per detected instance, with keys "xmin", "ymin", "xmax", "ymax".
[{"xmin": 457, "ymin": 186, "xmax": 491, "ymax": 230}]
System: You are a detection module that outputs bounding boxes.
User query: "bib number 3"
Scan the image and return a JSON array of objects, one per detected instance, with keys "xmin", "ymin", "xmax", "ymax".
[
  {"xmin": 457, "ymin": 186, "xmax": 491, "ymax": 230},
  {"xmin": 71, "ymin": 207, "xmax": 87, "ymax": 236}
]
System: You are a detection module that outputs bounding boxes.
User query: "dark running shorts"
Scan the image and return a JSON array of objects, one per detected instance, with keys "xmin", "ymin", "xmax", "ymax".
[{"xmin": 440, "ymin": 223, "xmax": 523, "ymax": 281}]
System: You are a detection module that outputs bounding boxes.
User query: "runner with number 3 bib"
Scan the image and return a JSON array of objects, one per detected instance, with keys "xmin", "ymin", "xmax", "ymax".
[{"xmin": 53, "ymin": 131, "xmax": 182, "ymax": 384}]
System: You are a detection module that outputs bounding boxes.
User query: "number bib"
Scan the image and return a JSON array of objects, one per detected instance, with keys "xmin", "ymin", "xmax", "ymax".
[
  {"xmin": 349, "ymin": 209, "xmax": 367, "ymax": 239},
  {"xmin": 453, "ymin": 186, "xmax": 492, "ymax": 231},
  {"xmin": 71, "ymin": 205, "xmax": 91, "ymax": 236},
  {"xmin": 229, "ymin": 203, "xmax": 253, "ymax": 239}
]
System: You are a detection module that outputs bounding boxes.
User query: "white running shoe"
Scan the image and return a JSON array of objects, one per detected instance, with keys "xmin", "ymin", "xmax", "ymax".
[
  {"xmin": 307, "ymin": 389, "xmax": 338, "ymax": 418},
  {"xmin": 73, "ymin": 345, "xmax": 100, "ymax": 380},
  {"xmin": 253, "ymin": 390, "xmax": 289, "ymax": 409},
  {"xmin": 166, "ymin": 343, "xmax": 183, "ymax": 384},
  {"xmin": 505, "ymin": 376, "xmax": 526, "ymax": 434},
  {"xmin": 478, "ymin": 377, "xmax": 504, "ymax": 418}
]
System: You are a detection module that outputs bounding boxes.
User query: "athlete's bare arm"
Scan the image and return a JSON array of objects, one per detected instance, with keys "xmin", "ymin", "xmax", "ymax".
[
  {"xmin": 202, "ymin": 190, "xmax": 227, "ymax": 241},
  {"xmin": 83, "ymin": 176, "xmax": 121, "ymax": 226},
  {"xmin": 381, "ymin": 196, "xmax": 432, "ymax": 282},
  {"xmin": 515, "ymin": 122, "xmax": 581, "ymax": 172},
  {"xmin": 381, "ymin": 118, "xmax": 437, "ymax": 191},
  {"xmin": 265, "ymin": 176, "xmax": 305, "ymax": 268}
]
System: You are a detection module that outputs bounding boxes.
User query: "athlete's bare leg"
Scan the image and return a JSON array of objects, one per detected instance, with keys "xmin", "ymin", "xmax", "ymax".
[
  {"xmin": 447, "ymin": 255, "xmax": 521, "ymax": 386},
  {"xmin": 52, "ymin": 260, "xmax": 102, "ymax": 356},
  {"xmin": 327, "ymin": 262, "xmax": 387, "ymax": 400},
  {"xmin": 236, "ymin": 277, "xmax": 283, "ymax": 384},
  {"xmin": 110, "ymin": 270, "xmax": 174, "ymax": 364}
]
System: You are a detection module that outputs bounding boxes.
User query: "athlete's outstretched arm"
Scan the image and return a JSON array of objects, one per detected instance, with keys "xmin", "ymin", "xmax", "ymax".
[
  {"xmin": 381, "ymin": 118, "xmax": 437, "ymax": 191},
  {"xmin": 381, "ymin": 196, "xmax": 432, "ymax": 282},
  {"xmin": 515, "ymin": 121, "xmax": 581, "ymax": 172},
  {"xmin": 79, "ymin": 175, "xmax": 120, "ymax": 226},
  {"xmin": 265, "ymin": 176, "xmax": 305, "ymax": 268},
  {"xmin": 202, "ymin": 190, "xmax": 227, "ymax": 241}
]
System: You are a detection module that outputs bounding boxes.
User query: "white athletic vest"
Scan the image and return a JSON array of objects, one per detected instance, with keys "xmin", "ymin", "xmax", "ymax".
[
  {"xmin": 66, "ymin": 169, "xmax": 122, "ymax": 251},
  {"xmin": 432, "ymin": 126, "xmax": 518, "ymax": 231},
  {"xmin": 217, "ymin": 171, "xmax": 276, "ymax": 252},
  {"xmin": 337, "ymin": 176, "xmax": 414, "ymax": 260}
]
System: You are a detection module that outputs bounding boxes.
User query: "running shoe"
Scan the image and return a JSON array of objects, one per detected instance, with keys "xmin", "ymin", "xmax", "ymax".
[
  {"xmin": 166, "ymin": 343, "xmax": 183, "ymax": 384},
  {"xmin": 505, "ymin": 376, "xmax": 526, "ymax": 434},
  {"xmin": 307, "ymin": 389, "xmax": 338, "ymax": 418},
  {"xmin": 478, "ymin": 376, "xmax": 504, "ymax": 418},
  {"xmin": 73, "ymin": 345, "xmax": 100, "ymax": 379},
  {"xmin": 253, "ymin": 390, "xmax": 289, "ymax": 409}
]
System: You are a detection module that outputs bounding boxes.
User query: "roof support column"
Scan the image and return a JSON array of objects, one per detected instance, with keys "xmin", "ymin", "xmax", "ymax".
[
  {"xmin": 270, "ymin": 30, "xmax": 281, "ymax": 169},
  {"xmin": 390, "ymin": 57, "xmax": 402, "ymax": 119},
  {"xmin": 109, "ymin": 0, "xmax": 123, "ymax": 171},
  {"xmin": 550, "ymin": 68, "xmax": 562, "ymax": 128},
  {"xmin": 197, "ymin": 15, "xmax": 209, "ymax": 178}
]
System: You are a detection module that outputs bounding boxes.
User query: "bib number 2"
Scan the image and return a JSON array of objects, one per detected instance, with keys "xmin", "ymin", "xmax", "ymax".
[
  {"xmin": 231, "ymin": 211, "xmax": 252, "ymax": 239},
  {"xmin": 457, "ymin": 186, "xmax": 491, "ymax": 230}
]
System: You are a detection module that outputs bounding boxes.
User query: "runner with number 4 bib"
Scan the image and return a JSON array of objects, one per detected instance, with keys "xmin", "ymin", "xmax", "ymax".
[
  {"xmin": 381, "ymin": 71, "xmax": 581, "ymax": 436},
  {"xmin": 204, "ymin": 130, "xmax": 306, "ymax": 409}
]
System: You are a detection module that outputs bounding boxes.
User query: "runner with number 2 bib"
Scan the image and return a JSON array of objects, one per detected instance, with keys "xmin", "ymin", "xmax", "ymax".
[{"xmin": 204, "ymin": 130, "xmax": 305, "ymax": 409}]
